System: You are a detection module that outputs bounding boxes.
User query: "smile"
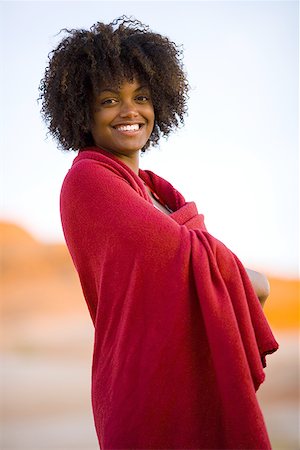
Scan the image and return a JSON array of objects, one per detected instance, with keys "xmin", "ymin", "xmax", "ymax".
[{"xmin": 113, "ymin": 123, "xmax": 144, "ymax": 132}]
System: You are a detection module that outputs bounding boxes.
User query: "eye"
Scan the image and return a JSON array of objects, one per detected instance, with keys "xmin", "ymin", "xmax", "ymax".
[
  {"xmin": 136, "ymin": 95, "xmax": 150, "ymax": 103},
  {"xmin": 101, "ymin": 98, "xmax": 118, "ymax": 106}
]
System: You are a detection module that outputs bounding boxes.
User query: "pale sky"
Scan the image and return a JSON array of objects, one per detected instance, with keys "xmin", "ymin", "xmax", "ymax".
[{"xmin": 1, "ymin": 0, "xmax": 299, "ymax": 277}]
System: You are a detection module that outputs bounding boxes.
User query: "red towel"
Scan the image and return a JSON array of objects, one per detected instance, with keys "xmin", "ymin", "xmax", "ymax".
[{"xmin": 60, "ymin": 146, "xmax": 278, "ymax": 449}]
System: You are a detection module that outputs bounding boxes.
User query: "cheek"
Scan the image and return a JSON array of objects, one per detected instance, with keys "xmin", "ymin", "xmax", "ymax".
[{"xmin": 91, "ymin": 112, "xmax": 108, "ymax": 134}]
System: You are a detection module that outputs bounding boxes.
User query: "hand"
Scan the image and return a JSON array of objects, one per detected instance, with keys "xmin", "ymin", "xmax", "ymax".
[{"xmin": 245, "ymin": 268, "xmax": 270, "ymax": 308}]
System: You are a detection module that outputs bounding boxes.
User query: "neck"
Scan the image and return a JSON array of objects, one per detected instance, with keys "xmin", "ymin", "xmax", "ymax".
[
  {"xmin": 95, "ymin": 146, "xmax": 140, "ymax": 175},
  {"xmin": 114, "ymin": 152, "xmax": 140, "ymax": 175}
]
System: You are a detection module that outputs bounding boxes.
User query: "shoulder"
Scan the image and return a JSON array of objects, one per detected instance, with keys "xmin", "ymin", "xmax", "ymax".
[
  {"xmin": 60, "ymin": 152, "xmax": 151, "ymax": 225},
  {"xmin": 62, "ymin": 153, "xmax": 129, "ymax": 197}
]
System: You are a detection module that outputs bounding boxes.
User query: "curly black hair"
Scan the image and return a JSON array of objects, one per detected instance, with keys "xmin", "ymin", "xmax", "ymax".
[{"xmin": 39, "ymin": 16, "xmax": 189, "ymax": 152}]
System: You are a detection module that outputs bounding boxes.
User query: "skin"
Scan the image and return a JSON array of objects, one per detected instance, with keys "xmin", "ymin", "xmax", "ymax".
[
  {"xmin": 246, "ymin": 268, "xmax": 270, "ymax": 307},
  {"xmin": 91, "ymin": 79, "xmax": 155, "ymax": 175},
  {"xmin": 90, "ymin": 78, "xmax": 270, "ymax": 307}
]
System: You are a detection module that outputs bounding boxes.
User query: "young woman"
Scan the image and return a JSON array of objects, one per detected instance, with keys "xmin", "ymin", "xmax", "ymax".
[{"xmin": 39, "ymin": 17, "xmax": 278, "ymax": 449}]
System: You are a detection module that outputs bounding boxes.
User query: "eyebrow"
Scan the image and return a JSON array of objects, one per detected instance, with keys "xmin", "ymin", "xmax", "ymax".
[{"xmin": 99, "ymin": 85, "xmax": 149, "ymax": 94}]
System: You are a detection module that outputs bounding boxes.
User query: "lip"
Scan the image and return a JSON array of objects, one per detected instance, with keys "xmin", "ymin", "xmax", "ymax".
[
  {"xmin": 112, "ymin": 127, "xmax": 143, "ymax": 136},
  {"xmin": 112, "ymin": 122, "xmax": 145, "ymax": 129},
  {"xmin": 111, "ymin": 122, "xmax": 145, "ymax": 136}
]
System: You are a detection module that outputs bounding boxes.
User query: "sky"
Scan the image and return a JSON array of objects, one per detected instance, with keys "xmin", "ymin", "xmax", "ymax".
[{"xmin": 0, "ymin": 0, "xmax": 299, "ymax": 277}]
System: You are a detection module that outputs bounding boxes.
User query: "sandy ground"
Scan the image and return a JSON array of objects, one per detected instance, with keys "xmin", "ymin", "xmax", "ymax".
[
  {"xmin": 256, "ymin": 330, "xmax": 299, "ymax": 450},
  {"xmin": 1, "ymin": 316, "xmax": 299, "ymax": 450},
  {"xmin": 1, "ymin": 316, "xmax": 98, "ymax": 450}
]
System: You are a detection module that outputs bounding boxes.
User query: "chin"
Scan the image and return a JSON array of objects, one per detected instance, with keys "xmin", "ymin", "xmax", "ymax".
[{"xmin": 117, "ymin": 142, "xmax": 147, "ymax": 153}]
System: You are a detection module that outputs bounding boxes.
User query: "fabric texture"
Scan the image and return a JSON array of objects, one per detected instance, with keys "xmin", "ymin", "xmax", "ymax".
[{"xmin": 60, "ymin": 146, "xmax": 278, "ymax": 450}]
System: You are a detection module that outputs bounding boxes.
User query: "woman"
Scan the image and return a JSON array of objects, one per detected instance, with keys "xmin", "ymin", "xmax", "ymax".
[{"xmin": 39, "ymin": 17, "xmax": 278, "ymax": 449}]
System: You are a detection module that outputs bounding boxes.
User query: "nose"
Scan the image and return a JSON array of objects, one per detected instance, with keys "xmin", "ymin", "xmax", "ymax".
[{"xmin": 119, "ymin": 99, "xmax": 139, "ymax": 118}]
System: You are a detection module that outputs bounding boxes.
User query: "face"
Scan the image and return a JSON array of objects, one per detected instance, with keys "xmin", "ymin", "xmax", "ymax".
[{"xmin": 90, "ymin": 79, "xmax": 155, "ymax": 158}]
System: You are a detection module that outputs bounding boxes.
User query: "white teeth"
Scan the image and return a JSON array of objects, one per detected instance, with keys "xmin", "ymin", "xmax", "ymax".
[{"xmin": 116, "ymin": 124, "xmax": 140, "ymax": 131}]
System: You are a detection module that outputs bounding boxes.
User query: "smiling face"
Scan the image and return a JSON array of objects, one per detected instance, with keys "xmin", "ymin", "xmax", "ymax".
[{"xmin": 90, "ymin": 79, "xmax": 155, "ymax": 161}]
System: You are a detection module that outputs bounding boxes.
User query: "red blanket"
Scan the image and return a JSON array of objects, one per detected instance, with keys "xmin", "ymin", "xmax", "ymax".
[{"xmin": 60, "ymin": 146, "xmax": 278, "ymax": 449}]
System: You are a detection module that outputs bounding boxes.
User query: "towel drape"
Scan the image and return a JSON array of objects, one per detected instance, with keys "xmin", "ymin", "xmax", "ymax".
[{"xmin": 60, "ymin": 146, "xmax": 278, "ymax": 449}]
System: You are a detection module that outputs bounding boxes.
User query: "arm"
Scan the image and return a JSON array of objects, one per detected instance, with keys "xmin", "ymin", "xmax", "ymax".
[
  {"xmin": 61, "ymin": 156, "xmax": 271, "ymax": 313},
  {"xmin": 245, "ymin": 268, "xmax": 270, "ymax": 308}
]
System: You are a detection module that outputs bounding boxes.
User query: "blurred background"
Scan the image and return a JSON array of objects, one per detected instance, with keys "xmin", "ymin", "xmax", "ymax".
[{"xmin": 1, "ymin": 1, "xmax": 299, "ymax": 449}]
